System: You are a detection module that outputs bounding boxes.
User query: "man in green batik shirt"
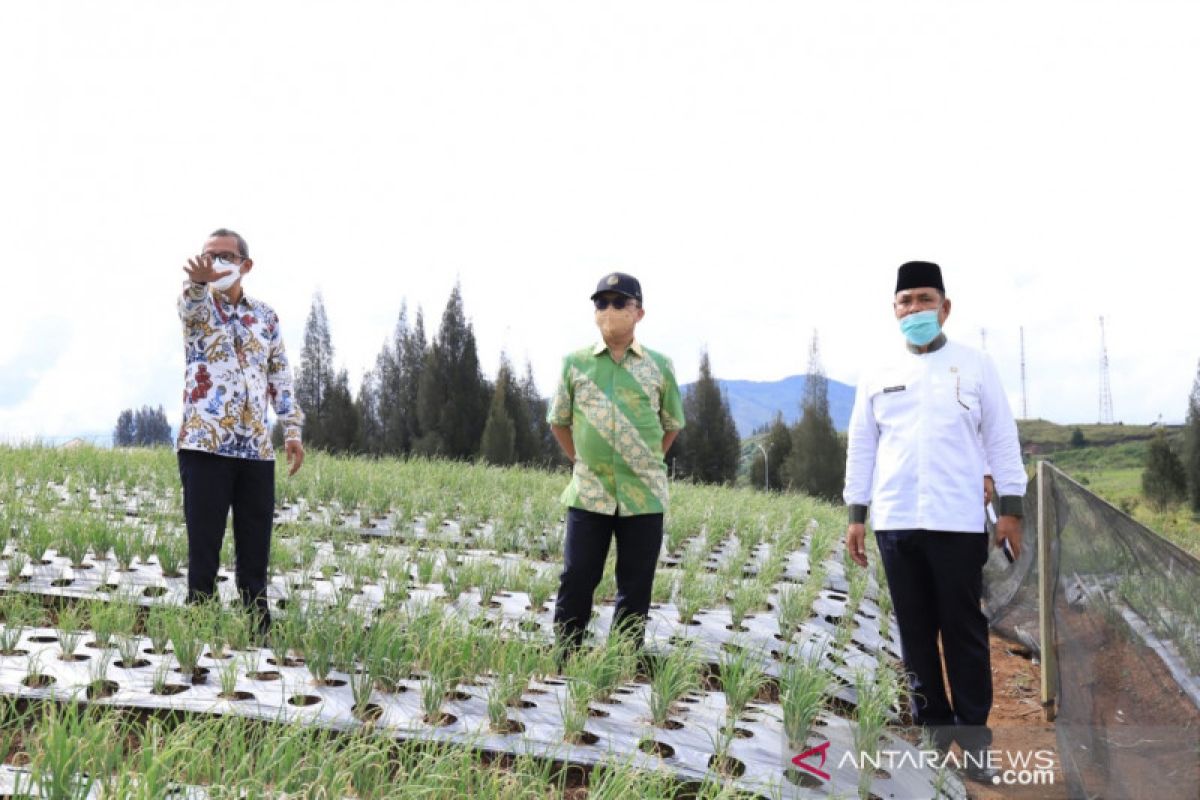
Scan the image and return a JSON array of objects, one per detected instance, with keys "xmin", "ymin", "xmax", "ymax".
[{"xmin": 547, "ymin": 272, "xmax": 685, "ymax": 655}]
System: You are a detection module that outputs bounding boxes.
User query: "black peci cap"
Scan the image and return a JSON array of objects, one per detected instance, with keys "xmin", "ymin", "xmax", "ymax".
[
  {"xmin": 590, "ymin": 272, "xmax": 643, "ymax": 303},
  {"xmin": 895, "ymin": 261, "xmax": 945, "ymax": 294}
]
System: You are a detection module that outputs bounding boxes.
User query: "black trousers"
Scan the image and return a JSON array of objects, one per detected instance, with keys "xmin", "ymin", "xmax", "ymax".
[
  {"xmin": 553, "ymin": 507, "xmax": 664, "ymax": 651},
  {"xmin": 875, "ymin": 529, "xmax": 992, "ymax": 751},
  {"xmin": 177, "ymin": 449, "xmax": 274, "ymax": 632}
]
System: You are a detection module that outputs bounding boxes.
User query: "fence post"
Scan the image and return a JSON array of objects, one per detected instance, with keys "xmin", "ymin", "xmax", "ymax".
[{"xmin": 1038, "ymin": 460, "xmax": 1058, "ymax": 721}]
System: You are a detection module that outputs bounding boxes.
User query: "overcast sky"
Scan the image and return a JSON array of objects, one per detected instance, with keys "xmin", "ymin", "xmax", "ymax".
[{"xmin": 2, "ymin": 2, "xmax": 1198, "ymax": 442}]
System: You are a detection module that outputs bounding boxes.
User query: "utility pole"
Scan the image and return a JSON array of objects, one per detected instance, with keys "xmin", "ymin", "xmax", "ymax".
[
  {"xmin": 755, "ymin": 442, "xmax": 769, "ymax": 491},
  {"xmin": 1020, "ymin": 326, "xmax": 1029, "ymax": 419},
  {"xmin": 1099, "ymin": 316, "xmax": 1114, "ymax": 424}
]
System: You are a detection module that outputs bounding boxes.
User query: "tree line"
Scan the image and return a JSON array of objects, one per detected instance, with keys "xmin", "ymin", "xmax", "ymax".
[
  {"xmin": 1143, "ymin": 360, "xmax": 1200, "ymax": 513},
  {"xmin": 114, "ymin": 285, "xmax": 848, "ymax": 499}
]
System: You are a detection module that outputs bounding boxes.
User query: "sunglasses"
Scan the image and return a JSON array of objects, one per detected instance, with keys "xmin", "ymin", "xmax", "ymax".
[{"xmin": 593, "ymin": 296, "xmax": 636, "ymax": 310}]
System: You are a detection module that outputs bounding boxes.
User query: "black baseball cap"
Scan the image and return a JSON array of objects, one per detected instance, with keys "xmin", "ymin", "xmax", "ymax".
[{"xmin": 590, "ymin": 272, "xmax": 643, "ymax": 303}]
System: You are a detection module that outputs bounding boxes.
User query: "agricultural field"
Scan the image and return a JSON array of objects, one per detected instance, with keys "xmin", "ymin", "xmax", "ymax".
[
  {"xmin": 0, "ymin": 446, "xmax": 965, "ymax": 799},
  {"xmin": 1039, "ymin": 436, "xmax": 1200, "ymax": 559}
]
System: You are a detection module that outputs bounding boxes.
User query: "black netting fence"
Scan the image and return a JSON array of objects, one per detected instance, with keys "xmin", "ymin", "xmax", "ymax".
[{"xmin": 984, "ymin": 462, "xmax": 1200, "ymax": 799}]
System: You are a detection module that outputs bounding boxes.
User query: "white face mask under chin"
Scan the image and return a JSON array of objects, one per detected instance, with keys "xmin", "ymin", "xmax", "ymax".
[{"xmin": 210, "ymin": 259, "xmax": 243, "ymax": 292}]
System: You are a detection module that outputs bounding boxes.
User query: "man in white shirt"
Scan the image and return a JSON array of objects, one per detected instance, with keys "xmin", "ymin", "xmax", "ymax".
[{"xmin": 843, "ymin": 261, "xmax": 1024, "ymax": 781}]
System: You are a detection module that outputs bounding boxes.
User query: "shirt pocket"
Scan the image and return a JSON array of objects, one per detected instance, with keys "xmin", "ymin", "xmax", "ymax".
[
  {"xmin": 870, "ymin": 382, "xmax": 918, "ymax": 430},
  {"xmin": 932, "ymin": 369, "xmax": 982, "ymax": 432}
]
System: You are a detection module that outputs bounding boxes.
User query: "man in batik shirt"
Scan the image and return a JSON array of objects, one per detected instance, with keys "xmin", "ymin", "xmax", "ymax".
[
  {"xmin": 177, "ymin": 228, "xmax": 305, "ymax": 634},
  {"xmin": 547, "ymin": 272, "xmax": 685, "ymax": 655}
]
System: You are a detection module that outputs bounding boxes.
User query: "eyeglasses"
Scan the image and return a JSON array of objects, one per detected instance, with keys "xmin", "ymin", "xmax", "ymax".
[
  {"xmin": 203, "ymin": 251, "xmax": 245, "ymax": 264},
  {"xmin": 594, "ymin": 296, "xmax": 636, "ymax": 310}
]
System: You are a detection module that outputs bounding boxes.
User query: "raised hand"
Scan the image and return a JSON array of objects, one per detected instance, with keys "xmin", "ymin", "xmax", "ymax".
[{"xmin": 182, "ymin": 254, "xmax": 232, "ymax": 285}]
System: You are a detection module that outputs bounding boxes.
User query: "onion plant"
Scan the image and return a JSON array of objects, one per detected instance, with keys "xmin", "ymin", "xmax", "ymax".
[
  {"xmin": 5, "ymin": 549, "xmax": 30, "ymax": 582},
  {"xmin": 718, "ymin": 643, "xmax": 769, "ymax": 722},
  {"xmin": 56, "ymin": 603, "xmax": 87, "ymax": 659},
  {"xmin": 648, "ymin": 640, "xmax": 700, "ymax": 727},
  {"xmin": 728, "ymin": 579, "xmax": 768, "ymax": 630},
  {"xmin": 168, "ymin": 609, "xmax": 205, "ymax": 682},
  {"xmin": 781, "ymin": 647, "xmax": 830, "ymax": 748},
  {"xmin": 0, "ymin": 590, "xmax": 39, "ymax": 653},
  {"xmin": 852, "ymin": 666, "xmax": 900, "ymax": 799}
]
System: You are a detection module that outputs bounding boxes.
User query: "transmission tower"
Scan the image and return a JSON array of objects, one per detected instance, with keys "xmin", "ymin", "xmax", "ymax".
[
  {"xmin": 1020, "ymin": 326, "xmax": 1028, "ymax": 419},
  {"xmin": 1099, "ymin": 316, "xmax": 1114, "ymax": 424}
]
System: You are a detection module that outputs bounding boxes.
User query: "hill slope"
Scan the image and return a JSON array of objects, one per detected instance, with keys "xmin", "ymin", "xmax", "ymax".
[{"xmin": 681, "ymin": 375, "xmax": 856, "ymax": 436}]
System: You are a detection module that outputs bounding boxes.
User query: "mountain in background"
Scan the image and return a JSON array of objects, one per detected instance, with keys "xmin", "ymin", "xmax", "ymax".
[{"xmin": 681, "ymin": 374, "xmax": 856, "ymax": 437}]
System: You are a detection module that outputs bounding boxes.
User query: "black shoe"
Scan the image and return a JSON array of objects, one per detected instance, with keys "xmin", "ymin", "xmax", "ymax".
[{"xmin": 962, "ymin": 762, "xmax": 1001, "ymax": 784}]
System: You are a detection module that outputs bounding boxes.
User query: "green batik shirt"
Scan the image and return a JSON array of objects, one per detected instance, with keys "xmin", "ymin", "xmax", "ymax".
[{"xmin": 547, "ymin": 340, "xmax": 686, "ymax": 515}]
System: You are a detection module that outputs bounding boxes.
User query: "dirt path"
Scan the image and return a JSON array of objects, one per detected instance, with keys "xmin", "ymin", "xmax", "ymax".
[{"xmin": 960, "ymin": 635, "xmax": 1068, "ymax": 800}]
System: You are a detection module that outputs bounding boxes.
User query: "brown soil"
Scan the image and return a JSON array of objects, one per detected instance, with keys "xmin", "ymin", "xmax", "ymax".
[{"xmin": 966, "ymin": 635, "xmax": 1069, "ymax": 800}]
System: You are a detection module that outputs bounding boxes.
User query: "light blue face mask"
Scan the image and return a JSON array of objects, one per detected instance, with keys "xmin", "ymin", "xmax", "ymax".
[{"xmin": 899, "ymin": 308, "xmax": 941, "ymax": 346}]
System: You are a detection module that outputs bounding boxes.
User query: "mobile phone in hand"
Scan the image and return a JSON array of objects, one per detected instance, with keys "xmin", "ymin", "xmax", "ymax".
[{"xmin": 1001, "ymin": 538, "xmax": 1016, "ymax": 564}]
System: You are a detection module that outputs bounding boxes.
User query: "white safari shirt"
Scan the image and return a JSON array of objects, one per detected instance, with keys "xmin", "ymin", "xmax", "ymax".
[{"xmin": 843, "ymin": 335, "xmax": 1025, "ymax": 532}]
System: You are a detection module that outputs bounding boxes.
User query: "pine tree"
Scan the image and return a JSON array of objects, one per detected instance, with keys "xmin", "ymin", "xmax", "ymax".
[
  {"xmin": 415, "ymin": 283, "xmax": 487, "ymax": 459},
  {"xmin": 520, "ymin": 359, "xmax": 558, "ymax": 466},
  {"xmin": 750, "ymin": 413, "xmax": 792, "ymax": 491},
  {"xmin": 480, "ymin": 366, "xmax": 517, "ymax": 466},
  {"xmin": 321, "ymin": 369, "xmax": 359, "ymax": 454},
  {"xmin": 1186, "ymin": 360, "xmax": 1200, "ymax": 513},
  {"xmin": 132, "ymin": 406, "xmax": 172, "ymax": 447},
  {"xmin": 113, "ymin": 409, "xmax": 135, "ymax": 447},
  {"xmin": 1143, "ymin": 429, "xmax": 1187, "ymax": 512},
  {"xmin": 355, "ymin": 368, "xmax": 382, "ymax": 454},
  {"xmin": 295, "ymin": 293, "xmax": 336, "ymax": 448},
  {"xmin": 786, "ymin": 331, "xmax": 846, "ymax": 502},
  {"xmin": 674, "ymin": 349, "xmax": 740, "ymax": 484},
  {"xmin": 396, "ymin": 306, "xmax": 427, "ymax": 454}
]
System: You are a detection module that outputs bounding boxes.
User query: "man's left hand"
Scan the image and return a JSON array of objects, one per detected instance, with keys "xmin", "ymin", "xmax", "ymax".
[
  {"xmin": 285, "ymin": 440, "xmax": 305, "ymax": 476},
  {"xmin": 995, "ymin": 515, "xmax": 1022, "ymax": 560}
]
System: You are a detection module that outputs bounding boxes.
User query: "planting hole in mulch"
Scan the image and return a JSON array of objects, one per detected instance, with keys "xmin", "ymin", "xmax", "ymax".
[
  {"xmin": 724, "ymin": 623, "xmax": 751, "ymax": 633},
  {"xmin": 423, "ymin": 712, "xmax": 457, "ymax": 727},
  {"xmin": 638, "ymin": 739, "xmax": 675, "ymax": 758},
  {"xmin": 219, "ymin": 691, "xmax": 256, "ymax": 702},
  {"xmin": 354, "ymin": 704, "xmax": 385, "ymax": 722},
  {"xmin": 266, "ymin": 656, "xmax": 304, "ymax": 668},
  {"xmin": 115, "ymin": 659, "xmax": 152, "ymax": 669},
  {"xmin": 507, "ymin": 698, "xmax": 536, "ymax": 709},
  {"xmin": 287, "ymin": 694, "xmax": 321, "ymax": 707},
  {"xmin": 541, "ymin": 678, "xmax": 565, "ymax": 686},
  {"xmin": 708, "ymin": 754, "xmax": 746, "ymax": 777},
  {"xmin": 490, "ymin": 718, "xmax": 525, "ymax": 734},
  {"xmin": 143, "ymin": 586, "xmax": 168, "ymax": 598},
  {"xmin": 205, "ymin": 651, "xmax": 233, "ymax": 661},
  {"xmin": 587, "ymin": 707, "xmax": 610, "ymax": 718},
  {"xmin": 50, "ymin": 578, "xmax": 73, "ymax": 587},
  {"xmin": 316, "ymin": 678, "xmax": 347, "ymax": 688},
  {"xmin": 22, "ymin": 674, "xmax": 55, "ymax": 689},
  {"xmin": 734, "ymin": 727, "xmax": 754, "ymax": 739},
  {"xmin": 0, "ymin": 649, "xmax": 29, "ymax": 657},
  {"xmin": 144, "ymin": 647, "xmax": 172, "ymax": 656},
  {"xmin": 785, "ymin": 767, "xmax": 826, "ymax": 790},
  {"xmin": 58, "ymin": 653, "xmax": 90, "ymax": 663},
  {"xmin": 28, "ymin": 635, "xmax": 58, "ymax": 644},
  {"xmin": 519, "ymin": 621, "xmax": 542, "ymax": 633},
  {"xmin": 151, "ymin": 684, "xmax": 189, "ymax": 696},
  {"xmin": 176, "ymin": 667, "xmax": 210, "ymax": 684},
  {"xmin": 564, "ymin": 730, "xmax": 599, "ymax": 746},
  {"xmin": 444, "ymin": 689, "xmax": 472, "ymax": 702},
  {"xmin": 612, "ymin": 687, "xmax": 634, "ymax": 695},
  {"xmin": 87, "ymin": 680, "xmax": 120, "ymax": 700},
  {"xmin": 247, "ymin": 671, "xmax": 281, "ymax": 681},
  {"xmin": 657, "ymin": 719, "xmax": 685, "ymax": 730}
]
